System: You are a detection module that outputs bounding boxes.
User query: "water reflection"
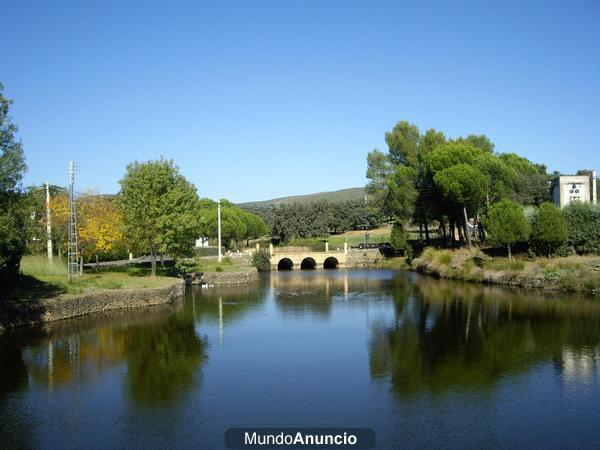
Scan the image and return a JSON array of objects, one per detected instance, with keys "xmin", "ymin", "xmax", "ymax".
[
  {"xmin": 271, "ymin": 270, "xmax": 399, "ymax": 318},
  {"xmin": 121, "ymin": 313, "xmax": 207, "ymax": 406},
  {"xmin": 192, "ymin": 283, "xmax": 266, "ymax": 325},
  {"xmin": 0, "ymin": 298, "xmax": 208, "ymax": 407},
  {"xmin": 0, "ymin": 271, "xmax": 599, "ymax": 448},
  {"xmin": 370, "ymin": 277, "xmax": 600, "ymax": 396}
]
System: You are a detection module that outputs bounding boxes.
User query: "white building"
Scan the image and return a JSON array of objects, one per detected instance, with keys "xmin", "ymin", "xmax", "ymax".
[
  {"xmin": 195, "ymin": 237, "xmax": 210, "ymax": 247},
  {"xmin": 551, "ymin": 171, "xmax": 598, "ymax": 208}
]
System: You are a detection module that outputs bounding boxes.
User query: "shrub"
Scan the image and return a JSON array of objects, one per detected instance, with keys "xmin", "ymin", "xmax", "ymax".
[
  {"xmin": 215, "ymin": 265, "xmax": 223, "ymax": 272},
  {"xmin": 484, "ymin": 200, "xmax": 530, "ymax": 260},
  {"xmin": 0, "ymin": 201, "xmax": 27, "ymax": 284},
  {"xmin": 390, "ymin": 222, "xmax": 408, "ymax": 252},
  {"xmin": 483, "ymin": 258, "xmax": 524, "ymax": 271},
  {"xmin": 435, "ymin": 250, "xmax": 453, "ymax": 266},
  {"xmin": 530, "ymin": 202, "xmax": 568, "ymax": 257},
  {"xmin": 421, "ymin": 247, "xmax": 436, "ymax": 262},
  {"xmin": 175, "ymin": 258, "xmax": 198, "ymax": 274},
  {"xmin": 404, "ymin": 246, "xmax": 414, "ymax": 264},
  {"xmin": 251, "ymin": 249, "xmax": 271, "ymax": 272},
  {"xmin": 562, "ymin": 203, "xmax": 600, "ymax": 255}
]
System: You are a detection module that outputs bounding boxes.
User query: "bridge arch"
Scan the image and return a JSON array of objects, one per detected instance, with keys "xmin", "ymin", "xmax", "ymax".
[
  {"xmin": 323, "ymin": 256, "xmax": 339, "ymax": 269},
  {"xmin": 277, "ymin": 258, "xmax": 294, "ymax": 270},
  {"xmin": 300, "ymin": 257, "xmax": 317, "ymax": 270}
]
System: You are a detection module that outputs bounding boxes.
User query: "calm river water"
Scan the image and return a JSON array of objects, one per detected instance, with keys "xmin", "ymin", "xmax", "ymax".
[{"xmin": 1, "ymin": 270, "xmax": 599, "ymax": 449}]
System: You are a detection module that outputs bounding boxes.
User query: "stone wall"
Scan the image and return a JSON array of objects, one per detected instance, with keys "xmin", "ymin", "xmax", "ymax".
[
  {"xmin": 185, "ymin": 268, "xmax": 259, "ymax": 285},
  {"xmin": 0, "ymin": 280, "xmax": 184, "ymax": 331},
  {"xmin": 345, "ymin": 249, "xmax": 382, "ymax": 268},
  {"xmin": 224, "ymin": 252, "xmax": 253, "ymax": 265}
]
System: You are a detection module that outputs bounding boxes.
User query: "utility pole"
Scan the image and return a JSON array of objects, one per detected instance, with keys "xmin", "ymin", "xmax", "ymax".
[
  {"xmin": 364, "ymin": 194, "xmax": 368, "ymax": 249},
  {"xmin": 217, "ymin": 200, "xmax": 222, "ymax": 263},
  {"xmin": 67, "ymin": 161, "xmax": 79, "ymax": 280},
  {"xmin": 45, "ymin": 182, "xmax": 53, "ymax": 261}
]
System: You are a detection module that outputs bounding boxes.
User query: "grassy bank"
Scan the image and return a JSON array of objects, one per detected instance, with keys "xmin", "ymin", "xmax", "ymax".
[
  {"xmin": 177, "ymin": 256, "xmax": 253, "ymax": 274},
  {"xmin": 406, "ymin": 248, "xmax": 600, "ymax": 294},
  {"xmin": 3, "ymin": 256, "xmax": 179, "ymax": 301}
]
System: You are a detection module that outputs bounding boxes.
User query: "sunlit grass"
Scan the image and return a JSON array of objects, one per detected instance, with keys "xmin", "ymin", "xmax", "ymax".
[
  {"xmin": 411, "ymin": 248, "xmax": 600, "ymax": 293},
  {"xmin": 21, "ymin": 255, "xmax": 67, "ymax": 277},
  {"xmin": 11, "ymin": 255, "xmax": 178, "ymax": 299}
]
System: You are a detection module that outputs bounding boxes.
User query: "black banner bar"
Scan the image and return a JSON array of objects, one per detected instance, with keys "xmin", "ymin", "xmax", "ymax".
[{"xmin": 225, "ymin": 428, "xmax": 375, "ymax": 449}]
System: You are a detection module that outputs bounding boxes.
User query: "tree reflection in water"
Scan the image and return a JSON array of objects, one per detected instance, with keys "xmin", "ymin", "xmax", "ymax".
[
  {"xmin": 0, "ymin": 299, "xmax": 208, "ymax": 409},
  {"xmin": 121, "ymin": 313, "xmax": 207, "ymax": 406},
  {"xmin": 369, "ymin": 277, "xmax": 600, "ymax": 396}
]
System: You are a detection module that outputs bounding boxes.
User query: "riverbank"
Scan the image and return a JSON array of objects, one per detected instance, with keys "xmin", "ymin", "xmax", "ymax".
[
  {"xmin": 397, "ymin": 247, "xmax": 600, "ymax": 294},
  {"xmin": 183, "ymin": 268, "xmax": 259, "ymax": 285},
  {"xmin": 0, "ymin": 278, "xmax": 184, "ymax": 331}
]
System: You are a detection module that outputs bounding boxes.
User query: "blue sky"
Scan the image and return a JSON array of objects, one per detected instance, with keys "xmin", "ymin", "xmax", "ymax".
[{"xmin": 2, "ymin": 0, "xmax": 599, "ymax": 202}]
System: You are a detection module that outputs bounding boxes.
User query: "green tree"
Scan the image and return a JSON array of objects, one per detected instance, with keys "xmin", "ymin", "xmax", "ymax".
[
  {"xmin": 198, "ymin": 199, "xmax": 267, "ymax": 249},
  {"xmin": 484, "ymin": 200, "xmax": 529, "ymax": 259},
  {"xmin": 119, "ymin": 159, "xmax": 201, "ymax": 276},
  {"xmin": 0, "ymin": 83, "xmax": 27, "ymax": 284},
  {"xmin": 385, "ymin": 120, "xmax": 421, "ymax": 167},
  {"xmin": 562, "ymin": 203, "xmax": 600, "ymax": 255},
  {"xmin": 499, "ymin": 153, "xmax": 550, "ymax": 205},
  {"xmin": 530, "ymin": 202, "xmax": 568, "ymax": 257},
  {"xmin": 251, "ymin": 249, "xmax": 271, "ymax": 271},
  {"xmin": 390, "ymin": 222, "xmax": 409, "ymax": 253},
  {"xmin": 365, "ymin": 149, "xmax": 394, "ymax": 216}
]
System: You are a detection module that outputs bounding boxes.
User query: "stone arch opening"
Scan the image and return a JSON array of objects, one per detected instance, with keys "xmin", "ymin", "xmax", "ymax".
[
  {"xmin": 277, "ymin": 258, "xmax": 294, "ymax": 270},
  {"xmin": 323, "ymin": 256, "xmax": 339, "ymax": 269},
  {"xmin": 300, "ymin": 257, "xmax": 317, "ymax": 270}
]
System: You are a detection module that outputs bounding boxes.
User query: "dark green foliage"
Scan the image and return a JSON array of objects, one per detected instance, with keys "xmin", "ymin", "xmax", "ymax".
[
  {"xmin": 0, "ymin": 200, "xmax": 27, "ymax": 284},
  {"xmin": 530, "ymin": 203, "xmax": 568, "ymax": 257},
  {"xmin": 499, "ymin": 153, "xmax": 551, "ymax": 205},
  {"xmin": 484, "ymin": 200, "xmax": 529, "ymax": 259},
  {"xmin": 0, "ymin": 83, "xmax": 27, "ymax": 285},
  {"xmin": 198, "ymin": 199, "xmax": 268, "ymax": 249},
  {"xmin": 247, "ymin": 199, "xmax": 383, "ymax": 243},
  {"xmin": 562, "ymin": 203, "xmax": 600, "ymax": 254},
  {"xmin": 239, "ymin": 187, "xmax": 365, "ymax": 209},
  {"xmin": 251, "ymin": 249, "xmax": 271, "ymax": 271},
  {"xmin": 390, "ymin": 222, "xmax": 408, "ymax": 252},
  {"xmin": 175, "ymin": 258, "xmax": 198, "ymax": 274},
  {"xmin": 365, "ymin": 120, "xmax": 552, "ymax": 247},
  {"xmin": 119, "ymin": 158, "xmax": 202, "ymax": 276}
]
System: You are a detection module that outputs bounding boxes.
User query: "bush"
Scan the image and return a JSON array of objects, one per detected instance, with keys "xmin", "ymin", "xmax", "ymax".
[
  {"xmin": 251, "ymin": 249, "xmax": 271, "ymax": 272},
  {"xmin": 390, "ymin": 222, "xmax": 408, "ymax": 252},
  {"xmin": 530, "ymin": 202, "xmax": 568, "ymax": 257},
  {"xmin": 435, "ymin": 250, "xmax": 453, "ymax": 266},
  {"xmin": 215, "ymin": 265, "xmax": 223, "ymax": 272},
  {"xmin": 175, "ymin": 258, "xmax": 198, "ymax": 274},
  {"xmin": 485, "ymin": 199, "xmax": 530, "ymax": 260},
  {"xmin": 0, "ymin": 203, "xmax": 27, "ymax": 284},
  {"xmin": 562, "ymin": 203, "xmax": 600, "ymax": 255}
]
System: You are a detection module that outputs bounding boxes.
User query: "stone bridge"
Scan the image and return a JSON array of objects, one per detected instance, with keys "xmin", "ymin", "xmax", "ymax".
[
  {"xmin": 264, "ymin": 243, "xmax": 381, "ymax": 270},
  {"xmin": 271, "ymin": 250, "xmax": 347, "ymax": 270}
]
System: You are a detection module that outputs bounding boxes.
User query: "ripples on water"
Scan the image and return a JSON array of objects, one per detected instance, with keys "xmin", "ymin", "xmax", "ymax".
[{"xmin": 1, "ymin": 270, "xmax": 599, "ymax": 449}]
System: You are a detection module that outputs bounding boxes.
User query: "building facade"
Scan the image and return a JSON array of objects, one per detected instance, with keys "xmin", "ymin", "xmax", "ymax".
[{"xmin": 551, "ymin": 171, "xmax": 598, "ymax": 208}]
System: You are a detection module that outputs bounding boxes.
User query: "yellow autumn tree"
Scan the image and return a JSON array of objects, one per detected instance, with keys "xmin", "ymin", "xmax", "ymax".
[
  {"xmin": 78, "ymin": 195, "xmax": 125, "ymax": 261},
  {"xmin": 49, "ymin": 192, "xmax": 70, "ymax": 257},
  {"xmin": 49, "ymin": 193, "xmax": 126, "ymax": 262}
]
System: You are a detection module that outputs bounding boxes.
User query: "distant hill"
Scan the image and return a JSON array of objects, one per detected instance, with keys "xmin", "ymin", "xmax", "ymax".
[{"xmin": 238, "ymin": 187, "xmax": 366, "ymax": 209}]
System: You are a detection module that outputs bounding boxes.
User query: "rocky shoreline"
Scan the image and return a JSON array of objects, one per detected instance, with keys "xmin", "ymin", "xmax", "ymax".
[
  {"xmin": 0, "ymin": 279, "xmax": 185, "ymax": 332},
  {"xmin": 182, "ymin": 268, "xmax": 259, "ymax": 285},
  {"xmin": 408, "ymin": 249, "xmax": 600, "ymax": 294}
]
